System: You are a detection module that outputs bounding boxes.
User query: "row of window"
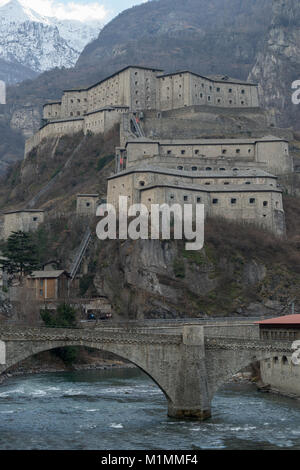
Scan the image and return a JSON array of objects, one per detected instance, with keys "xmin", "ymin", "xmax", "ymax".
[
  {"xmin": 165, "ymin": 148, "xmax": 252, "ymax": 156},
  {"xmin": 168, "ymin": 195, "xmax": 270, "ymax": 206}
]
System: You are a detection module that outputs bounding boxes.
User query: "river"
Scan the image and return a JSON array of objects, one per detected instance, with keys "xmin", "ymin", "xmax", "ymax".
[{"xmin": 0, "ymin": 368, "xmax": 300, "ymax": 450}]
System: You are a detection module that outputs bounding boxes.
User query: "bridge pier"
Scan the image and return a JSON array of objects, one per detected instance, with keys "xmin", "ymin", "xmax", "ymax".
[{"xmin": 166, "ymin": 326, "xmax": 212, "ymax": 420}]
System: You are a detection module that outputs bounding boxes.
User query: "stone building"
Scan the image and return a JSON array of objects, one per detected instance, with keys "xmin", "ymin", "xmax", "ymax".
[
  {"xmin": 25, "ymin": 65, "xmax": 261, "ymax": 157},
  {"xmin": 157, "ymin": 71, "xmax": 259, "ymax": 110},
  {"xmin": 107, "ymin": 166, "xmax": 285, "ymax": 236},
  {"xmin": 117, "ymin": 136, "xmax": 292, "ymax": 177},
  {"xmin": 257, "ymin": 315, "xmax": 300, "ymax": 397},
  {"xmin": 76, "ymin": 194, "xmax": 99, "ymax": 216},
  {"xmin": 2, "ymin": 209, "xmax": 45, "ymax": 240}
]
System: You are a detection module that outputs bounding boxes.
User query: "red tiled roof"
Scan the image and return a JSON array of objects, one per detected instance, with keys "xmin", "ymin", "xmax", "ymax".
[{"xmin": 256, "ymin": 314, "xmax": 300, "ymax": 325}]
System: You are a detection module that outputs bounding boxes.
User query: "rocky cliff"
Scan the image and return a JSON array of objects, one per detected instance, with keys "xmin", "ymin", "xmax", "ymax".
[
  {"xmin": 249, "ymin": 0, "xmax": 300, "ymax": 129},
  {"xmin": 93, "ymin": 212, "xmax": 300, "ymax": 319}
]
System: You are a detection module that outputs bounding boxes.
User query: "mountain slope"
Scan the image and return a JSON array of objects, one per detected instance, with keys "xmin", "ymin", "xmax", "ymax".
[
  {"xmin": 249, "ymin": 0, "xmax": 300, "ymax": 129},
  {"xmin": 2, "ymin": 0, "xmax": 300, "ymax": 172},
  {"xmin": 0, "ymin": 0, "xmax": 102, "ymax": 83}
]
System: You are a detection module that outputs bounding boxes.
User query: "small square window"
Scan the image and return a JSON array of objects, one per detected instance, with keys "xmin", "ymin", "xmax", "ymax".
[
  {"xmin": 263, "ymin": 201, "xmax": 268, "ymax": 207},
  {"xmin": 231, "ymin": 198, "xmax": 237, "ymax": 204},
  {"xmin": 249, "ymin": 198, "xmax": 256, "ymax": 204},
  {"xmin": 181, "ymin": 150, "xmax": 185, "ymax": 155},
  {"xmin": 184, "ymin": 195, "xmax": 188, "ymax": 201},
  {"xmin": 212, "ymin": 199, "xmax": 218, "ymax": 204},
  {"xmin": 197, "ymin": 197, "xmax": 201, "ymax": 202}
]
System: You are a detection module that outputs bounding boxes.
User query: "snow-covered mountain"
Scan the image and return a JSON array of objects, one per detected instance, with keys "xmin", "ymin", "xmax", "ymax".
[{"xmin": 0, "ymin": 0, "xmax": 102, "ymax": 83}]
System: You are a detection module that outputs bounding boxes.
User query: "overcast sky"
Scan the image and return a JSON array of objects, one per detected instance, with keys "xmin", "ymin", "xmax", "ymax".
[{"xmin": 0, "ymin": 0, "xmax": 148, "ymax": 22}]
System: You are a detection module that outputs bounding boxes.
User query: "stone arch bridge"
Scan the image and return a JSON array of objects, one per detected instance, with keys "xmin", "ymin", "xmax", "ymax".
[{"xmin": 0, "ymin": 321, "xmax": 294, "ymax": 420}]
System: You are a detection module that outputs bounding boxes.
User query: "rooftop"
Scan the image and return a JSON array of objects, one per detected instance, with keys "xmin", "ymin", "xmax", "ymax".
[
  {"xmin": 140, "ymin": 182, "xmax": 282, "ymax": 194},
  {"xmin": 126, "ymin": 136, "xmax": 287, "ymax": 146},
  {"xmin": 256, "ymin": 315, "xmax": 300, "ymax": 325},
  {"xmin": 157, "ymin": 70, "xmax": 258, "ymax": 86},
  {"xmin": 29, "ymin": 270, "xmax": 68, "ymax": 279},
  {"xmin": 108, "ymin": 166, "xmax": 276, "ymax": 180}
]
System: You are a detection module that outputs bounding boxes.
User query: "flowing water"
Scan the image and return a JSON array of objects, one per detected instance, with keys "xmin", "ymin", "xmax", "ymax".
[{"xmin": 0, "ymin": 368, "xmax": 300, "ymax": 450}]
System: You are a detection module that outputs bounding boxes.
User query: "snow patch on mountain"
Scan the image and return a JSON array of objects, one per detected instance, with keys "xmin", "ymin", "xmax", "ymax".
[{"xmin": 0, "ymin": 0, "xmax": 102, "ymax": 77}]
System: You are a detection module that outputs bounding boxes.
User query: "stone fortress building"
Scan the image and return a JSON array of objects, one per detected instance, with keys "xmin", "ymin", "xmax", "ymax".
[
  {"xmin": 21, "ymin": 65, "xmax": 294, "ymax": 237},
  {"xmin": 24, "ymin": 65, "xmax": 260, "ymax": 157}
]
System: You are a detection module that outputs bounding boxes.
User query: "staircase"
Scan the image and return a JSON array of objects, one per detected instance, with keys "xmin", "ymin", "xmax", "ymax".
[
  {"xmin": 69, "ymin": 227, "xmax": 92, "ymax": 281},
  {"xmin": 130, "ymin": 114, "xmax": 145, "ymax": 138}
]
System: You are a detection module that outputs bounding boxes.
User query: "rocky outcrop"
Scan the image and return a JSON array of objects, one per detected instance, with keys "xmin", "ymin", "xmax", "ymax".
[
  {"xmin": 249, "ymin": 0, "xmax": 300, "ymax": 128},
  {"xmin": 93, "ymin": 234, "xmax": 298, "ymax": 320}
]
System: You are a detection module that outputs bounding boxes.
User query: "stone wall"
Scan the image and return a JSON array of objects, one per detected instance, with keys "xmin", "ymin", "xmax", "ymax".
[
  {"xmin": 260, "ymin": 355, "xmax": 300, "ymax": 397},
  {"xmin": 157, "ymin": 71, "xmax": 259, "ymax": 111},
  {"xmin": 3, "ymin": 210, "xmax": 44, "ymax": 240}
]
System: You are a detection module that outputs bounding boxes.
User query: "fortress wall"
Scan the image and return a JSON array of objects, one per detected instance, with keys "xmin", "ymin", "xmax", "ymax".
[
  {"xmin": 128, "ymin": 155, "xmax": 266, "ymax": 172},
  {"xmin": 129, "ymin": 67, "xmax": 159, "ymax": 112},
  {"xmin": 260, "ymin": 357, "xmax": 300, "ymax": 397},
  {"xmin": 61, "ymin": 89, "xmax": 88, "ymax": 119},
  {"xmin": 158, "ymin": 72, "xmax": 259, "ymax": 111},
  {"xmin": 87, "ymin": 68, "xmax": 131, "ymax": 112},
  {"xmin": 25, "ymin": 118, "xmax": 84, "ymax": 157},
  {"xmin": 43, "ymin": 102, "xmax": 62, "ymax": 120},
  {"xmin": 256, "ymin": 140, "xmax": 293, "ymax": 176},
  {"xmin": 3, "ymin": 211, "xmax": 44, "ymax": 240}
]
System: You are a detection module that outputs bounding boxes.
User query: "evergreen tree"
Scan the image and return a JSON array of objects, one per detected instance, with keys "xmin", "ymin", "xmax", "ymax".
[{"xmin": 0, "ymin": 231, "xmax": 40, "ymax": 277}]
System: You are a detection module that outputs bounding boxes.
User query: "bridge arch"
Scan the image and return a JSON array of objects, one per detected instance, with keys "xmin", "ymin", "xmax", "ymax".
[
  {"xmin": 207, "ymin": 348, "xmax": 294, "ymax": 400},
  {"xmin": 0, "ymin": 340, "xmax": 172, "ymax": 404}
]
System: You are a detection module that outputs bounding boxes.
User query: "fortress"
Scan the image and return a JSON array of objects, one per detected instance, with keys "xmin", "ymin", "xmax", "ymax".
[{"xmin": 22, "ymin": 65, "xmax": 295, "ymax": 238}]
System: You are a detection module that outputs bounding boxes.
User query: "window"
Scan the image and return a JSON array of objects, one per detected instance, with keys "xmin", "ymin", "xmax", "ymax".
[
  {"xmin": 241, "ymin": 89, "xmax": 245, "ymax": 94},
  {"xmin": 224, "ymin": 182, "xmax": 229, "ymax": 185},
  {"xmin": 206, "ymin": 167, "xmax": 212, "ymax": 171},
  {"xmin": 219, "ymin": 168, "xmax": 226, "ymax": 171},
  {"xmin": 231, "ymin": 198, "xmax": 237, "ymax": 204},
  {"xmin": 245, "ymin": 181, "xmax": 251, "ymax": 185},
  {"xmin": 195, "ymin": 150, "xmax": 199, "ymax": 155},
  {"xmin": 197, "ymin": 197, "xmax": 201, "ymax": 203},
  {"xmin": 177, "ymin": 166, "xmax": 183, "ymax": 170},
  {"xmin": 200, "ymin": 93, "xmax": 203, "ymax": 98},
  {"xmin": 217, "ymin": 99, "xmax": 221, "ymax": 103},
  {"xmin": 86, "ymin": 202, "xmax": 90, "ymax": 207},
  {"xmin": 241, "ymin": 101, "xmax": 245, "ymax": 105},
  {"xmin": 222, "ymin": 149, "xmax": 227, "ymax": 154},
  {"xmin": 184, "ymin": 195, "xmax": 188, "ymax": 201},
  {"xmin": 205, "ymin": 182, "xmax": 211, "ymax": 185},
  {"xmin": 216, "ymin": 87, "xmax": 220, "ymax": 92},
  {"xmin": 249, "ymin": 198, "xmax": 256, "ymax": 204},
  {"xmin": 181, "ymin": 150, "xmax": 185, "ymax": 155},
  {"xmin": 236, "ymin": 149, "xmax": 240, "ymax": 154},
  {"xmin": 167, "ymin": 150, "xmax": 171, "ymax": 155},
  {"xmin": 229, "ymin": 88, "xmax": 232, "ymax": 93},
  {"xmin": 139, "ymin": 181, "xmax": 145, "ymax": 187},
  {"xmin": 263, "ymin": 201, "xmax": 268, "ymax": 207},
  {"xmin": 192, "ymin": 167, "xmax": 197, "ymax": 171},
  {"xmin": 33, "ymin": 217, "xmax": 38, "ymax": 221},
  {"xmin": 208, "ymin": 96, "xmax": 211, "ymax": 101},
  {"xmin": 170, "ymin": 194, "xmax": 174, "ymax": 200},
  {"xmin": 212, "ymin": 199, "xmax": 218, "ymax": 204},
  {"xmin": 229, "ymin": 100, "xmax": 232, "ymax": 104},
  {"xmin": 77, "ymin": 99, "xmax": 80, "ymax": 103}
]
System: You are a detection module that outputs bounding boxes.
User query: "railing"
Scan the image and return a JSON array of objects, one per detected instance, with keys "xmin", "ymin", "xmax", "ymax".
[{"xmin": 69, "ymin": 227, "xmax": 92, "ymax": 281}]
